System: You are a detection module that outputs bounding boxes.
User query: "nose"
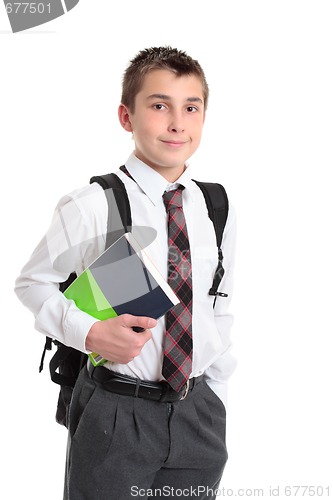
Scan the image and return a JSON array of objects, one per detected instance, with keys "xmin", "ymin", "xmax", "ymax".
[{"xmin": 168, "ymin": 111, "xmax": 185, "ymax": 133}]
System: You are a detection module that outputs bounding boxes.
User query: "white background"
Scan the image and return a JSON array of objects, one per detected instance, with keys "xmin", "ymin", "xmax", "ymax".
[{"xmin": 1, "ymin": 1, "xmax": 332, "ymax": 498}]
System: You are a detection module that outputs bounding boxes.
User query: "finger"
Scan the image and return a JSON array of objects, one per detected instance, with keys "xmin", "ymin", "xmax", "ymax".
[{"xmin": 136, "ymin": 328, "xmax": 153, "ymax": 345}]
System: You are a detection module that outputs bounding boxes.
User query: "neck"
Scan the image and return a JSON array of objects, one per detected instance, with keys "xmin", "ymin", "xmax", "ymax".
[{"xmin": 133, "ymin": 153, "xmax": 186, "ymax": 182}]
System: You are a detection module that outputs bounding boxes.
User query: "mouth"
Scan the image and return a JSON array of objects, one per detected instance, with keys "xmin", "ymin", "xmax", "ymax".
[{"xmin": 161, "ymin": 140, "xmax": 188, "ymax": 148}]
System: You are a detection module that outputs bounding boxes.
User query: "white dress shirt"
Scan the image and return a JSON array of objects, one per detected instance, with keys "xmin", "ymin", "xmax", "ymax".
[{"xmin": 15, "ymin": 153, "xmax": 237, "ymax": 407}]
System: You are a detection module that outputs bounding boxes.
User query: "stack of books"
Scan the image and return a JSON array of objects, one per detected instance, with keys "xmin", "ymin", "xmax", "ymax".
[{"xmin": 64, "ymin": 232, "xmax": 179, "ymax": 366}]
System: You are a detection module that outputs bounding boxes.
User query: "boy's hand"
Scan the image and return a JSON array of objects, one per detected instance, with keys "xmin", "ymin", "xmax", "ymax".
[{"xmin": 85, "ymin": 314, "xmax": 157, "ymax": 364}]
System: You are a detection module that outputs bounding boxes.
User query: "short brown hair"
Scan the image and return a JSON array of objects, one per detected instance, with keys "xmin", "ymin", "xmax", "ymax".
[{"xmin": 121, "ymin": 46, "xmax": 209, "ymax": 112}]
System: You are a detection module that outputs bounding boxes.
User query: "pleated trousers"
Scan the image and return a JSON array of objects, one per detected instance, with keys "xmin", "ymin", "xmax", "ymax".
[{"xmin": 64, "ymin": 366, "xmax": 228, "ymax": 500}]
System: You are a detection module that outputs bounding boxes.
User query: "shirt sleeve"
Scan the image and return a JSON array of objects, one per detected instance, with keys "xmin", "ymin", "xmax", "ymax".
[
  {"xmin": 14, "ymin": 186, "xmax": 107, "ymax": 353},
  {"xmin": 204, "ymin": 203, "xmax": 237, "ymax": 408}
]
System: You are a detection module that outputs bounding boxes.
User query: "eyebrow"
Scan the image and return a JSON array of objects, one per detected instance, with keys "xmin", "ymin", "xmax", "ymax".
[{"xmin": 146, "ymin": 93, "xmax": 204, "ymax": 104}]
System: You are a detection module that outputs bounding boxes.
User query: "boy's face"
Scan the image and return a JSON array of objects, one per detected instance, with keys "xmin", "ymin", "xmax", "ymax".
[{"xmin": 119, "ymin": 69, "xmax": 205, "ymax": 181}]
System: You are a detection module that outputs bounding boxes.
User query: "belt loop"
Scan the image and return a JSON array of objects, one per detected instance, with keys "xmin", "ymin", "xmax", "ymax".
[
  {"xmin": 134, "ymin": 378, "xmax": 140, "ymax": 397},
  {"xmin": 159, "ymin": 381, "xmax": 170, "ymax": 403}
]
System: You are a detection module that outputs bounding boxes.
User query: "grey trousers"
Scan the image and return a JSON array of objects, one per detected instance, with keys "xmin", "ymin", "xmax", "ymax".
[{"xmin": 64, "ymin": 366, "xmax": 228, "ymax": 500}]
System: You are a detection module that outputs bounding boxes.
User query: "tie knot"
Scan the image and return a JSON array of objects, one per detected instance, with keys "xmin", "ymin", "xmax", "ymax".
[{"xmin": 163, "ymin": 187, "xmax": 184, "ymax": 211}]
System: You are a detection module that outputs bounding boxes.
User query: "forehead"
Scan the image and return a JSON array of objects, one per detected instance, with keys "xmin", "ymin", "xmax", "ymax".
[{"xmin": 138, "ymin": 69, "xmax": 204, "ymax": 101}]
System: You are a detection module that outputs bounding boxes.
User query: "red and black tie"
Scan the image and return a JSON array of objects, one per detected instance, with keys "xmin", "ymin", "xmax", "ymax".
[{"xmin": 162, "ymin": 187, "xmax": 193, "ymax": 392}]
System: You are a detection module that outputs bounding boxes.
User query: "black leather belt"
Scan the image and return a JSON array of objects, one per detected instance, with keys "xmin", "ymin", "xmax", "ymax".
[{"xmin": 87, "ymin": 362, "xmax": 204, "ymax": 403}]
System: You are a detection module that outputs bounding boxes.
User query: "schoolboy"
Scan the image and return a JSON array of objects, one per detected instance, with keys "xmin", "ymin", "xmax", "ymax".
[{"xmin": 15, "ymin": 46, "xmax": 237, "ymax": 500}]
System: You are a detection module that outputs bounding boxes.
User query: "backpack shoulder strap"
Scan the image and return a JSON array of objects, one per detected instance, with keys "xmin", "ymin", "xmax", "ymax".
[
  {"xmin": 90, "ymin": 170, "xmax": 132, "ymax": 248},
  {"xmin": 192, "ymin": 180, "xmax": 229, "ymax": 298}
]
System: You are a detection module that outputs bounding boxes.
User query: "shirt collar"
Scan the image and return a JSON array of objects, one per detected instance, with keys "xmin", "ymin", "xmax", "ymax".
[{"xmin": 124, "ymin": 152, "xmax": 195, "ymax": 206}]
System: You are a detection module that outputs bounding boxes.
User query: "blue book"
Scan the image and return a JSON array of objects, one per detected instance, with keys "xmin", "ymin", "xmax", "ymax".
[{"xmin": 64, "ymin": 232, "xmax": 179, "ymax": 366}]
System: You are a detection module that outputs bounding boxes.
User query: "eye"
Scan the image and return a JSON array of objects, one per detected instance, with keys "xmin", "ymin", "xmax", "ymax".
[
  {"xmin": 186, "ymin": 106, "xmax": 198, "ymax": 113},
  {"xmin": 153, "ymin": 103, "xmax": 167, "ymax": 110}
]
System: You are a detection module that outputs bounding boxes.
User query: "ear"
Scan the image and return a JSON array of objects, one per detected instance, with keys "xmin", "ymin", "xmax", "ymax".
[{"xmin": 118, "ymin": 104, "xmax": 133, "ymax": 132}]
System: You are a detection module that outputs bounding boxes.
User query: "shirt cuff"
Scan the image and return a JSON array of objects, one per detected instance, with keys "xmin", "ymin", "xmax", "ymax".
[{"xmin": 64, "ymin": 307, "xmax": 99, "ymax": 354}]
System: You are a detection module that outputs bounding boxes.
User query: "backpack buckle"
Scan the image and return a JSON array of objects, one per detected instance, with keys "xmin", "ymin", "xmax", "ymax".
[{"xmin": 209, "ymin": 289, "xmax": 228, "ymax": 298}]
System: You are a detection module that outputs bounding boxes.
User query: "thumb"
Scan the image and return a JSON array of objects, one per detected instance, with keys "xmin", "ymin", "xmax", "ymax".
[{"xmin": 121, "ymin": 314, "xmax": 157, "ymax": 331}]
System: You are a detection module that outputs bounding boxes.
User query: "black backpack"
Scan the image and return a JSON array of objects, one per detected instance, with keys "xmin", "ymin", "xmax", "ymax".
[{"xmin": 39, "ymin": 171, "xmax": 229, "ymax": 427}]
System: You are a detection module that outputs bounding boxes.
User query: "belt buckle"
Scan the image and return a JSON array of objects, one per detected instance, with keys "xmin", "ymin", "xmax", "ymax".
[{"xmin": 180, "ymin": 379, "xmax": 190, "ymax": 400}]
